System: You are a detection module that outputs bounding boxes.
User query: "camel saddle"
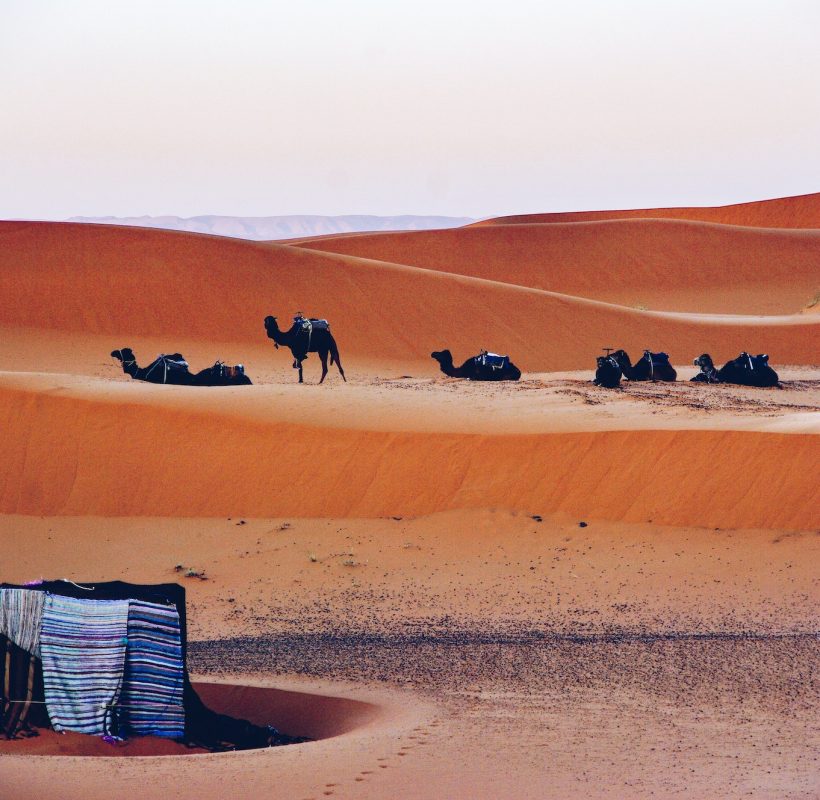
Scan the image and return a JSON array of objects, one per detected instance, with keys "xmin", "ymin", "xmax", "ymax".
[
  {"xmin": 642, "ymin": 350, "xmax": 670, "ymax": 367},
  {"xmin": 739, "ymin": 353, "xmax": 769, "ymax": 371},
  {"xmin": 144, "ymin": 354, "xmax": 190, "ymax": 383},
  {"xmin": 476, "ymin": 351, "xmax": 510, "ymax": 370},
  {"xmin": 299, "ymin": 318, "xmax": 329, "ymax": 332},
  {"xmin": 214, "ymin": 362, "xmax": 245, "ymax": 379}
]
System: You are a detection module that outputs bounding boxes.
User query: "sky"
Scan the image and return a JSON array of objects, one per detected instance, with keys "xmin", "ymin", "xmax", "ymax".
[{"xmin": 1, "ymin": 0, "xmax": 819, "ymax": 219}]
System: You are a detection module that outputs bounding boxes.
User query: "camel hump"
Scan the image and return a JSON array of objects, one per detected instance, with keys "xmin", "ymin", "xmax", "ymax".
[
  {"xmin": 739, "ymin": 353, "xmax": 770, "ymax": 369},
  {"xmin": 293, "ymin": 317, "xmax": 330, "ymax": 334},
  {"xmin": 643, "ymin": 350, "xmax": 670, "ymax": 366},
  {"xmin": 160, "ymin": 353, "xmax": 189, "ymax": 368}
]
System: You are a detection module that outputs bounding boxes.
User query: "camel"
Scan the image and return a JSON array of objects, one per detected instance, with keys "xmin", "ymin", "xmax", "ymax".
[
  {"xmin": 610, "ymin": 349, "xmax": 677, "ymax": 382},
  {"xmin": 692, "ymin": 353, "xmax": 780, "ymax": 387},
  {"xmin": 593, "ymin": 355, "xmax": 622, "ymax": 388},
  {"xmin": 263, "ymin": 315, "xmax": 346, "ymax": 384},
  {"xmin": 431, "ymin": 349, "xmax": 521, "ymax": 381},
  {"xmin": 690, "ymin": 354, "xmax": 721, "ymax": 383},
  {"xmin": 111, "ymin": 348, "xmax": 252, "ymax": 386}
]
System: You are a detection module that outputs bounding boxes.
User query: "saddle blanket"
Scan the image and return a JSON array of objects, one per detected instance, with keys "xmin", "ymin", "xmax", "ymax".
[
  {"xmin": 301, "ymin": 318, "xmax": 329, "ymax": 332},
  {"xmin": 743, "ymin": 353, "xmax": 769, "ymax": 370},
  {"xmin": 215, "ymin": 363, "xmax": 245, "ymax": 379},
  {"xmin": 477, "ymin": 352, "xmax": 509, "ymax": 369},
  {"xmin": 643, "ymin": 351, "xmax": 670, "ymax": 366}
]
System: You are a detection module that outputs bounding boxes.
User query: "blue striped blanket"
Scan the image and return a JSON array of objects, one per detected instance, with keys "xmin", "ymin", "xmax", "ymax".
[
  {"xmin": 40, "ymin": 595, "xmax": 129, "ymax": 736},
  {"xmin": 120, "ymin": 600, "xmax": 185, "ymax": 739}
]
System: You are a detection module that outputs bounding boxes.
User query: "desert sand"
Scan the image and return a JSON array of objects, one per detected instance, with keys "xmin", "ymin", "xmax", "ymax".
[{"xmin": 0, "ymin": 194, "xmax": 818, "ymax": 799}]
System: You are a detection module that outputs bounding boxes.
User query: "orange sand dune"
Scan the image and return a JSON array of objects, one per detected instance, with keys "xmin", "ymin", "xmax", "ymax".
[
  {"xmin": 289, "ymin": 220, "xmax": 820, "ymax": 314},
  {"xmin": 1, "ymin": 201, "xmax": 818, "ymax": 800},
  {"xmin": 0, "ymin": 222, "xmax": 817, "ymax": 373},
  {"xmin": 0, "ymin": 378, "xmax": 816, "ymax": 529},
  {"xmin": 472, "ymin": 191, "xmax": 820, "ymax": 229}
]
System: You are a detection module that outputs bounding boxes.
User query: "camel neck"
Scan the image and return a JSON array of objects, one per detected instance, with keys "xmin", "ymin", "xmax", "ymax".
[{"xmin": 267, "ymin": 324, "xmax": 290, "ymax": 344}]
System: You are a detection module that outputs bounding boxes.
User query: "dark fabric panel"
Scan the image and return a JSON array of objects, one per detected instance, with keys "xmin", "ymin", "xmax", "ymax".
[{"xmin": 1, "ymin": 635, "xmax": 49, "ymax": 738}]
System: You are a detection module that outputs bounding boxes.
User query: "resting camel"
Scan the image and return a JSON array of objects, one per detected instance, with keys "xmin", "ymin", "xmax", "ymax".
[
  {"xmin": 431, "ymin": 349, "xmax": 521, "ymax": 381},
  {"xmin": 610, "ymin": 349, "xmax": 677, "ymax": 382},
  {"xmin": 692, "ymin": 353, "xmax": 780, "ymax": 387},
  {"xmin": 263, "ymin": 315, "xmax": 346, "ymax": 384},
  {"xmin": 690, "ymin": 354, "xmax": 721, "ymax": 383},
  {"xmin": 593, "ymin": 355, "xmax": 622, "ymax": 388},
  {"xmin": 111, "ymin": 348, "xmax": 252, "ymax": 386}
]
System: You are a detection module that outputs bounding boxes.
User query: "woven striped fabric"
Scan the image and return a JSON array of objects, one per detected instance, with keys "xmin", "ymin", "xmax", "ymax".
[
  {"xmin": 40, "ymin": 595, "xmax": 129, "ymax": 736},
  {"xmin": 120, "ymin": 600, "xmax": 185, "ymax": 739},
  {"xmin": 0, "ymin": 589, "xmax": 45, "ymax": 656}
]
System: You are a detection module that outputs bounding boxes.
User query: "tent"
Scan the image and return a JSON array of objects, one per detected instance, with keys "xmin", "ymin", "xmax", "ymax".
[{"xmin": 0, "ymin": 580, "xmax": 295, "ymax": 750}]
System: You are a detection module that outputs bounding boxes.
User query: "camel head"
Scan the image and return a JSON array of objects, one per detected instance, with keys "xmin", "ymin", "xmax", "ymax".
[
  {"xmin": 693, "ymin": 353, "xmax": 714, "ymax": 369},
  {"xmin": 264, "ymin": 315, "xmax": 281, "ymax": 347},
  {"xmin": 431, "ymin": 349, "xmax": 453, "ymax": 367},
  {"xmin": 110, "ymin": 347, "xmax": 134, "ymax": 363},
  {"xmin": 610, "ymin": 349, "xmax": 630, "ymax": 369}
]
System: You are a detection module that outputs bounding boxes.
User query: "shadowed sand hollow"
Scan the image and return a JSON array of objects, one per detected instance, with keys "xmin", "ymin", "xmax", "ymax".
[{"xmin": 0, "ymin": 681, "xmax": 381, "ymax": 757}]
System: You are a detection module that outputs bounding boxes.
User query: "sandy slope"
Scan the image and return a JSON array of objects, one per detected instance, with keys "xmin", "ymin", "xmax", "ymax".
[
  {"xmin": 0, "ymin": 199, "xmax": 818, "ymax": 799},
  {"xmin": 290, "ymin": 219, "xmax": 820, "ymax": 314},
  {"xmin": 0, "ymin": 371, "xmax": 818, "ymax": 528},
  {"xmin": 471, "ymin": 191, "xmax": 820, "ymax": 229},
  {"xmin": 0, "ymin": 513, "xmax": 817, "ymax": 798},
  {"xmin": 1, "ymin": 222, "xmax": 817, "ymax": 374}
]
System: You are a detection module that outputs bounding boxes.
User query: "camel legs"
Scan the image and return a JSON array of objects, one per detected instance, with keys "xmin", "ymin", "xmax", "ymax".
[
  {"xmin": 297, "ymin": 359, "xmax": 304, "ymax": 383},
  {"xmin": 319, "ymin": 350, "xmax": 329, "ymax": 383}
]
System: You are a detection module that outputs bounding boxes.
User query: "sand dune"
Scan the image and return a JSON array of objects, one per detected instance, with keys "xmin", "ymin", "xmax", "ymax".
[
  {"xmin": 1, "ymin": 196, "xmax": 817, "ymax": 800},
  {"xmin": 290, "ymin": 219, "xmax": 820, "ymax": 314},
  {"xmin": 1, "ymin": 374, "xmax": 817, "ymax": 528},
  {"xmin": 472, "ymin": 191, "xmax": 820, "ymax": 229},
  {"xmin": 1, "ymin": 222, "xmax": 817, "ymax": 374}
]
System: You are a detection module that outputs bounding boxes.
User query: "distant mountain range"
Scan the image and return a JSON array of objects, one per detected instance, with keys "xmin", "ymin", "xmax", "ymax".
[{"xmin": 66, "ymin": 214, "xmax": 475, "ymax": 240}]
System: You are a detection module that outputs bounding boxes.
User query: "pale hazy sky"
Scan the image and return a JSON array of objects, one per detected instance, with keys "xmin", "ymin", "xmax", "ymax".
[{"xmin": 2, "ymin": 0, "xmax": 819, "ymax": 219}]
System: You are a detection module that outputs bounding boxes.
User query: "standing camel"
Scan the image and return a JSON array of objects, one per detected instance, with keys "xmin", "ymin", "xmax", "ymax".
[{"xmin": 263, "ymin": 315, "xmax": 346, "ymax": 384}]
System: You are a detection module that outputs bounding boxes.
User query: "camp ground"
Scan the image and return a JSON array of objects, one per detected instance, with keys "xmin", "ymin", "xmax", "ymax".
[{"xmin": 0, "ymin": 581, "xmax": 302, "ymax": 750}]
